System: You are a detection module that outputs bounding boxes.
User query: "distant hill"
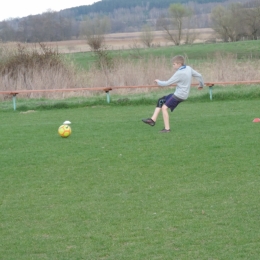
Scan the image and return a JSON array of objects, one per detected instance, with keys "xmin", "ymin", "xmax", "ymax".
[{"xmin": 59, "ymin": 0, "xmax": 226, "ymax": 18}]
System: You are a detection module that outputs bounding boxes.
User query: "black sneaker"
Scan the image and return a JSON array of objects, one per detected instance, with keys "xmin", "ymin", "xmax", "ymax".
[
  {"xmin": 159, "ymin": 128, "xmax": 170, "ymax": 133},
  {"xmin": 142, "ymin": 118, "xmax": 155, "ymax": 126}
]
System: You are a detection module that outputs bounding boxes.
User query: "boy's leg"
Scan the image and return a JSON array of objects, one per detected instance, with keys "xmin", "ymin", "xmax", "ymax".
[
  {"xmin": 142, "ymin": 107, "xmax": 161, "ymax": 126},
  {"xmin": 150, "ymin": 96, "xmax": 166, "ymax": 122},
  {"xmin": 151, "ymin": 107, "xmax": 161, "ymax": 122},
  {"xmin": 161, "ymin": 104, "xmax": 170, "ymax": 130},
  {"xmin": 161, "ymin": 95, "xmax": 183, "ymax": 132},
  {"xmin": 142, "ymin": 96, "xmax": 165, "ymax": 126}
]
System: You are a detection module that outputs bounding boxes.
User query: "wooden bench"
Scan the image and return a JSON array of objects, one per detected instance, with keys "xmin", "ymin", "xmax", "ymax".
[{"xmin": 1, "ymin": 81, "xmax": 260, "ymax": 110}]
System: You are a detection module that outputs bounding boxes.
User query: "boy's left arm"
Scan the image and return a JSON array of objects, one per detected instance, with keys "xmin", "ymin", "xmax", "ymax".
[{"xmin": 192, "ymin": 69, "xmax": 204, "ymax": 89}]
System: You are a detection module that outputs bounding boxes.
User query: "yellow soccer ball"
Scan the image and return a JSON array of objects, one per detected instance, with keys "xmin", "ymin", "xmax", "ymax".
[{"xmin": 58, "ymin": 124, "xmax": 72, "ymax": 138}]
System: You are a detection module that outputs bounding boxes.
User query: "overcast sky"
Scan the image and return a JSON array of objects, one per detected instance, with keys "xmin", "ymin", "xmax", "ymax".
[{"xmin": 0, "ymin": 0, "xmax": 99, "ymax": 21}]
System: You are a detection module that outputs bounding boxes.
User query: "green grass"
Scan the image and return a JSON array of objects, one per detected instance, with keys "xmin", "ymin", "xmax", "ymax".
[
  {"xmin": 67, "ymin": 40, "xmax": 260, "ymax": 69},
  {"xmin": 1, "ymin": 99, "xmax": 260, "ymax": 259}
]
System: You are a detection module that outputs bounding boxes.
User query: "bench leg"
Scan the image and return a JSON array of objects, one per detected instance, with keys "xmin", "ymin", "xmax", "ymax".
[
  {"xmin": 106, "ymin": 91, "xmax": 110, "ymax": 103},
  {"xmin": 12, "ymin": 94, "xmax": 17, "ymax": 111},
  {"xmin": 209, "ymin": 86, "xmax": 213, "ymax": 100}
]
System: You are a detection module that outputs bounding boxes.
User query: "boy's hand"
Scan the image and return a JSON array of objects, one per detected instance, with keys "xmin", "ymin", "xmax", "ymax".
[{"xmin": 154, "ymin": 79, "xmax": 159, "ymax": 84}]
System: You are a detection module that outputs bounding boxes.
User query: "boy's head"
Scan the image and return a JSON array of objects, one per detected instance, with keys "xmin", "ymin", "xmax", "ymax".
[{"xmin": 172, "ymin": 55, "xmax": 185, "ymax": 69}]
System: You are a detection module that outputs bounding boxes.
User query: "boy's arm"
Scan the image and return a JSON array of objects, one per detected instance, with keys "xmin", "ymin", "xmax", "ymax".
[
  {"xmin": 191, "ymin": 69, "xmax": 204, "ymax": 88},
  {"xmin": 154, "ymin": 73, "xmax": 179, "ymax": 87}
]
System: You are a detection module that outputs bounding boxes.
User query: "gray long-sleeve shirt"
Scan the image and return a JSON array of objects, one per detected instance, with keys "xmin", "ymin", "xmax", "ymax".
[{"xmin": 156, "ymin": 65, "xmax": 204, "ymax": 100}]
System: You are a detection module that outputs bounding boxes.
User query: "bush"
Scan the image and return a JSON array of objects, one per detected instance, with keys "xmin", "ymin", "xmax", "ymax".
[
  {"xmin": 0, "ymin": 43, "xmax": 80, "ymax": 98},
  {"xmin": 0, "ymin": 43, "xmax": 64, "ymax": 77}
]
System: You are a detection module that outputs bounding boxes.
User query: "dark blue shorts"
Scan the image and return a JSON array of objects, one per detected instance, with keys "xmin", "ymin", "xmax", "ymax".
[{"xmin": 157, "ymin": 94, "xmax": 183, "ymax": 112}]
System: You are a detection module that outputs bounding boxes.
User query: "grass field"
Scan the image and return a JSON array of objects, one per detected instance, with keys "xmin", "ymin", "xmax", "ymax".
[
  {"xmin": 67, "ymin": 40, "xmax": 260, "ymax": 70},
  {"xmin": 1, "ymin": 98, "xmax": 260, "ymax": 259}
]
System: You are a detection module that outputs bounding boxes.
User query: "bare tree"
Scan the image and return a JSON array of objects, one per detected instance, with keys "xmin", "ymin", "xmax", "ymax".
[
  {"xmin": 211, "ymin": 6, "xmax": 229, "ymax": 42},
  {"xmin": 157, "ymin": 4, "xmax": 193, "ymax": 46},
  {"xmin": 243, "ymin": 5, "xmax": 260, "ymax": 40},
  {"xmin": 157, "ymin": 18, "xmax": 175, "ymax": 43},
  {"xmin": 211, "ymin": 4, "xmax": 243, "ymax": 42},
  {"xmin": 80, "ymin": 16, "xmax": 111, "ymax": 51},
  {"xmin": 184, "ymin": 28, "xmax": 198, "ymax": 44},
  {"xmin": 140, "ymin": 25, "xmax": 154, "ymax": 47}
]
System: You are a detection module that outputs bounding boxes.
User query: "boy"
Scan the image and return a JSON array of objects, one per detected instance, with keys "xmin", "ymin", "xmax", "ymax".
[{"xmin": 142, "ymin": 55, "xmax": 204, "ymax": 133}]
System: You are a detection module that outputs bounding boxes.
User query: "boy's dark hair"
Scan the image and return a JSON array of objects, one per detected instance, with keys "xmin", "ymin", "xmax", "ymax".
[{"xmin": 172, "ymin": 55, "xmax": 185, "ymax": 65}]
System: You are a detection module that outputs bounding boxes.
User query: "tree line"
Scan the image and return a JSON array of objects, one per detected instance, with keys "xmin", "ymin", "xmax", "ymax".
[
  {"xmin": 60, "ymin": 0, "xmax": 226, "ymax": 16},
  {"xmin": 0, "ymin": 0, "xmax": 259, "ymax": 43}
]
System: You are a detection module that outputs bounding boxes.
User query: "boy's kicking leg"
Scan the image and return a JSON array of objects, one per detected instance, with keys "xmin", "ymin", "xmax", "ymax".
[
  {"xmin": 142, "ymin": 107, "xmax": 161, "ymax": 126},
  {"xmin": 142, "ymin": 105, "xmax": 170, "ymax": 132},
  {"xmin": 142, "ymin": 97, "xmax": 165, "ymax": 126},
  {"xmin": 151, "ymin": 107, "xmax": 161, "ymax": 122}
]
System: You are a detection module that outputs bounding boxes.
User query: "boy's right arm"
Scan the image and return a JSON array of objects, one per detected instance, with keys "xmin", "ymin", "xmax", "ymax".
[{"xmin": 154, "ymin": 74, "xmax": 179, "ymax": 87}]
